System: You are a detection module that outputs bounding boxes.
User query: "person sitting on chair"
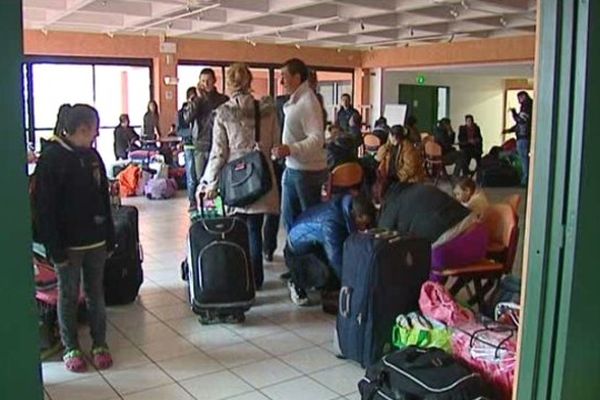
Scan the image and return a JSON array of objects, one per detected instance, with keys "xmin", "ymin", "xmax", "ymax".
[
  {"xmin": 113, "ymin": 114, "xmax": 140, "ymax": 160},
  {"xmin": 453, "ymin": 177, "xmax": 489, "ymax": 218},
  {"xmin": 374, "ymin": 125, "xmax": 425, "ymax": 202},
  {"xmin": 458, "ymin": 114, "xmax": 483, "ymax": 174},
  {"xmin": 433, "ymin": 118, "xmax": 468, "ymax": 178},
  {"xmin": 285, "ymin": 194, "xmax": 376, "ymax": 306}
]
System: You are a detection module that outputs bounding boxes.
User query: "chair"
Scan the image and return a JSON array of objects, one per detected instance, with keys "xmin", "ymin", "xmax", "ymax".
[
  {"xmin": 424, "ymin": 140, "xmax": 450, "ymax": 185},
  {"xmin": 505, "ymin": 194, "xmax": 522, "ymax": 216},
  {"xmin": 432, "ymin": 203, "xmax": 519, "ymax": 309},
  {"xmin": 323, "ymin": 162, "xmax": 364, "ymax": 200},
  {"xmin": 363, "ymin": 133, "xmax": 382, "ymax": 156}
]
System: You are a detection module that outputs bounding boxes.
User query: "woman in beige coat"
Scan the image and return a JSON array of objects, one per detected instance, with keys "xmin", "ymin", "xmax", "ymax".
[{"xmin": 199, "ymin": 63, "xmax": 280, "ymax": 289}]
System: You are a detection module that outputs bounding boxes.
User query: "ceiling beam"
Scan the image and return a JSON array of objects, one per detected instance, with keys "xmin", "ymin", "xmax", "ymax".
[{"xmin": 43, "ymin": 0, "xmax": 97, "ymax": 27}]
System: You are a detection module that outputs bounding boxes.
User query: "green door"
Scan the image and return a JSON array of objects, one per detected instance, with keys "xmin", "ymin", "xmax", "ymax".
[{"xmin": 398, "ymin": 84, "xmax": 438, "ymax": 133}]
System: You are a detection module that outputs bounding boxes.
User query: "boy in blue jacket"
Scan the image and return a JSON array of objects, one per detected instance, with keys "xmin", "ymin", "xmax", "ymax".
[{"xmin": 285, "ymin": 194, "xmax": 376, "ymax": 306}]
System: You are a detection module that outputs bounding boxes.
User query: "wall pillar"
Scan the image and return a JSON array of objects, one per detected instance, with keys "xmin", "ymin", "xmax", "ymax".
[{"xmin": 152, "ymin": 52, "xmax": 178, "ymax": 135}]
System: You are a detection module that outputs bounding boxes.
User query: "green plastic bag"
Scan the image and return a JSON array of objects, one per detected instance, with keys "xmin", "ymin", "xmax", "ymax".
[{"xmin": 392, "ymin": 312, "xmax": 452, "ymax": 353}]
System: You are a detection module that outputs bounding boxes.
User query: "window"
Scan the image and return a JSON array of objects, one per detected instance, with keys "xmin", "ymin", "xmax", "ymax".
[{"xmin": 23, "ymin": 59, "xmax": 152, "ymax": 165}]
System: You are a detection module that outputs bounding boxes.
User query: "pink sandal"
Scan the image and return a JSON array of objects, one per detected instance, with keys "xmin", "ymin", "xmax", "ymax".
[
  {"xmin": 91, "ymin": 346, "xmax": 113, "ymax": 370},
  {"xmin": 63, "ymin": 349, "xmax": 87, "ymax": 373}
]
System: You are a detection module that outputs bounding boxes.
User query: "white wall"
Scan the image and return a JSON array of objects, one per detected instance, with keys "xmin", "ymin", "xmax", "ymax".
[
  {"xmin": 381, "ymin": 71, "xmax": 527, "ymax": 152},
  {"xmin": 369, "ymin": 68, "xmax": 383, "ymax": 127}
]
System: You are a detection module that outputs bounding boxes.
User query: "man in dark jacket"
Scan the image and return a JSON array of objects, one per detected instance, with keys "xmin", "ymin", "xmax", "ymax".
[
  {"xmin": 184, "ymin": 68, "xmax": 228, "ymax": 210},
  {"xmin": 378, "ymin": 183, "xmax": 476, "ymax": 246},
  {"xmin": 113, "ymin": 114, "xmax": 139, "ymax": 160},
  {"xmin": 285, "ymin": 194, "xmax": 376, "ymax": 306},
  {"xmin": 433, "ymin": 118, "xmax": 468, "ymax": 178},
  {"xmin": 503, "ymin": 91, "xmax": 533, "ymax": 186},
  {"xmin": 337, "ymin": 93, "xmax": 359, "ymax": 134},
  {"xmin": 458, "ymin": 114, "xmax": 483, "ymax": 172}
]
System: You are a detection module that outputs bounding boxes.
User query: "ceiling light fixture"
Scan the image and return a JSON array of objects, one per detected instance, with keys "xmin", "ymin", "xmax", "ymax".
[
  {"xmin": 449, "ymin": 9, "xmax": 459, "ymax": 18},
  {"xmin": 295, "ymin": 43, "xmax": 301, "ymax": 49},
  {"xmin": 315, "ymin": 24, "xmax": 320, "ymax": 32},
  {"xmin": 41, "ymin": 28, "xmax": 48, "ymax": 36},
  {"xmin": 461, "ymin": 0, "xmax": 469, "ymax": 10},
  {"xmin": 250, "ymin": 40, "xmax": 257, "ymax": 47},
  {"xmin": 360, "ymin": 20, "xmax": 365, "ymax": 30},
  {"xmin": 337, "ymin": 47, "xmax": 342, "ymax": 53},
  {"xmin": 167, "ymin": 22, "xmax": 173, "ymax": 30},
  {"xmin": 500, "ymin": 17, "xmax": 508, "ymax": 27},
  {"xmin": 142, "ymin": 29, "xmax": 148, "ymax": 36},
  {"xmin": 409, "ymin": 26, "xmax": 414, "ymax": 36},
  {"xmin": 448, "ymin": 33, "xmax": 455, "ymax": 43},
  {"xmin": 106, "ymin": 31, "xmax": 114, "ymax": 38},
  {"xmin": 102, "ymin": 0, "xmax": 107, "ymax": 5},
  {"xmin": 276, "ymin": 31, "xmax": 282, "ymax": 37}
]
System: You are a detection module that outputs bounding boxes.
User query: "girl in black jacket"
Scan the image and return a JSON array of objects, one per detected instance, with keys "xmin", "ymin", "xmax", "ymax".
[{"xmin": 35, "ymin": 104, "xmax": 115, "ymax": 373}]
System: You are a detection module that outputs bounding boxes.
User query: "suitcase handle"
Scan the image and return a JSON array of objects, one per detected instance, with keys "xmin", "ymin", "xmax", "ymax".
[
  {"xmin": 198, "ymin": 193, "xmax": 227, "ymax": 219},
  {"xmin": 339, "ymin": 286, "xmax": 352, "ymax": 318}
]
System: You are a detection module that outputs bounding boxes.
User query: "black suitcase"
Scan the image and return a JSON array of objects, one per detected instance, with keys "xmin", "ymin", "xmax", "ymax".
[
  {"xmin": 336, "ymin": 230, "xmax": 431, "ymax": 367},
  {"xmin": 185, "ymin": 201, "xmax": 255, "ymax": 323},
  {"xmin": 104, "ymin": 206, "xmax": 143, "ymax": 305}
]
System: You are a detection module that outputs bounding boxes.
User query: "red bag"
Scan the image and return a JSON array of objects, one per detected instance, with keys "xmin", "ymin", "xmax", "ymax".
[
  {"xmin": 451, "ymin": 321, "xmax": 517, "ymax": 400},
  {"xmin": 419, "ymin": 281, "xmax": 474, "ymax": 326}
]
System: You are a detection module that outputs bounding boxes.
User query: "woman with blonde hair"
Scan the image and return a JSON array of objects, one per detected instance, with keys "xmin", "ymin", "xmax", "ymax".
[{"xmin": 199, "ymin": 63, "xmax": 280, "ymax": 289}]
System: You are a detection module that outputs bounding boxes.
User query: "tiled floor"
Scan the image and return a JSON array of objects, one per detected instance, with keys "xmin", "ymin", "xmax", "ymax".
[
  {"xmin": 42, "ymin": 185, "xmax": 527, "ymax": 400},
  {"xmin": 42, "ymin": 192, "xmax": 364, "ymax": 400}
]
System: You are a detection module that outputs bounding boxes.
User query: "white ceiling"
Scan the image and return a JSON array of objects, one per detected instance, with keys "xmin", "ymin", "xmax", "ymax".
[{"xmin": 23, "ymin": 0, "xmax": 537, "ymax": 49}]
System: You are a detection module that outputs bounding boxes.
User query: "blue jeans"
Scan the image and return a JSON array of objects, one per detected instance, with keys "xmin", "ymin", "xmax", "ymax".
[
  {"xmin": 517, "ymin": 139, "xmax": 530, "ymax": 185},
  {"xmin": 282, "ymin": 168, "xmax": 328, "ymax": 232},
  {"xmin": 239, "ymin": 214, "xmax": 264, "ymax": 289},
  {"xmin": 56, "ymin": 246, "xmax": 108, "ymax": 351},
  {"xmin": 184, "ymin": 147, "xmax": 209, "ymax": 205}
]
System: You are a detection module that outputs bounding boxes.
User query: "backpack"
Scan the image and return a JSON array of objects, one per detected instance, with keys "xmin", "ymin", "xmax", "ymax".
[{"xmin": 359, "ymin": 346, "xmax": 491, "ymax": 400}]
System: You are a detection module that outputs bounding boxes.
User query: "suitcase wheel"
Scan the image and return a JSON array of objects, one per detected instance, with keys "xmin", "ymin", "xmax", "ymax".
[{"xmin": 197, "ymin": 310, "xmax": 245, "ymax": 325}]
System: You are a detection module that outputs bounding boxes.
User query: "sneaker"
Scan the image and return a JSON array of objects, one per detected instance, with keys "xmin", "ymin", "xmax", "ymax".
[
  {"xmin": 288, "ymin": 281, "xmax": 309, "ymax": 306},
  {"xmin": 63, "ymin": 349, "xmax": 87, "ymax": 373},
  {"xmin": 91, "ymin": 346, "xmax": 113, "ymax": 370}
]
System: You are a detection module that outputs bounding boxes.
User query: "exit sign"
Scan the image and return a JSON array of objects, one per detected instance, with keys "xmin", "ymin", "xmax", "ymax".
[{"xmin": 416, "ymin": 75, "xmax": 426, "ymax": 85}]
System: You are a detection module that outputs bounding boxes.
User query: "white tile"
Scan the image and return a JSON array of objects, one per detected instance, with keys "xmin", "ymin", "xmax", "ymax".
[
  {"xmin": 184, "ymin": 326, "xmax": 244, "ymax": 350},
  {"xmin": 122, "ymin": 383, "xmax": 194, "ymax": 400},
  {"xmin": 226, "ymin": 315, "xmax": 285, "ymax": 339},
  {"xmin": 108, "ymin": 308, "xmax": 160, "ymax": 330},
  {"xmin": 42, "ymin": 361, "xmax": 99, "ymax": 386},
  {"xmin": 345, "ymin": 392, "xmax": 361, "ymax": 400},
  {"xmin": 157, "ymin": 352, "xmax": 224, "ymax": 381},
  {"xmin": 225, "ymin": 392, "xmax": 270, "ymax": 400},
  {"xmin": 291, "ymin": 320, "xmax": 337, "ymax": 345},
  {"xmin": 120, "ymin": 321, "xmax": 180, "ymax": 346},
  {"xmin": 166, "ymin": 316, "xmax": 203, "ymax": 336},
  {"xmin": 138, "ymin": 336, "xmax": 200, "ymax": 362},
  {"xmin": 102, "ymin": 363, "xmax": 174, "ymax": 395},
  {"xmin": 281, "ymin": 346, "xmax": 345, "ymax": 374},
  {"xmin": 261, "ymin": 376, "xmax": 338, "ymax": 400},
  {"xmin": 46, "ymin": 374, "xmax": 118, "ymax": 400},
  {"xmin": 231, "ymin": 358, "xmax": 301, "ymax": 389},
  {"xmin": 148, "ymin": 303, "xmax": 195, "ymax": 321},
  {"xmin": 138, "ymin": 291, "xmax": 183, "ymax": 309},
  {"xmin": 250, "ymin": 331, "xmax": 313, "ymax": 356},
  {"xmin": 310, "ymin": 363, "xmax": 365, "ymax": 395},
  {"xmin": 204, "ymin": 342, "xmax": 270, "ymax": 368},
  {"xmin": 180, "ymin": 370, "xmax": 253, "ymax": 400},
  {"xmin": 107, "ymin": 346, "xmax": 151, "ymax": 371}
]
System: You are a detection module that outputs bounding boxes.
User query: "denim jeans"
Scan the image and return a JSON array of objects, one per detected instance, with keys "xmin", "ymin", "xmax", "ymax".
[
  {"xmin": 184, "ymin": 147, "xmax": 210, "ymax": 205},
  {"xmin": 262, "ymin": 162, "xmax": 285, "ymax": 255},
  {"xmin": 517, "ymin": 139, "xmax": 530, "ymax": 185},
  {"xmin": 281, "ymin": 168, "xmax": 328, "ymax": 233},
  {"xmin": 56, "ymin": 246, "xmax": 108, "ymax": 351},
  {"xmin": 239, "ymin": 214, "xmax": 265, "ymax": 289}
]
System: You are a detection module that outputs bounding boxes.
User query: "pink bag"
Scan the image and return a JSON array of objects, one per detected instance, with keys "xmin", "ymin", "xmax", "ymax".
[
  {"xmin": 419, "ymin": 281, "xmax": 474, "ymax": 326},
  {"xmin": 452, "ymin": 321, "xmax": 517, "ymax": 400}
]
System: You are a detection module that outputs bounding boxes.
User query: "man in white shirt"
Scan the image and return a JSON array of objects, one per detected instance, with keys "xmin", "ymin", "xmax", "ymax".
[{"xmin": 272, "ymin": 58, "xmax": 328, "ymax": 233}]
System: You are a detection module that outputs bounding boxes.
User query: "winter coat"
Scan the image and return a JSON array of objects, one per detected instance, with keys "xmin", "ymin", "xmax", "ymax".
[
  {"xmin": 376, "ymin": 140, "xmax": 426, "ymax": 184},
  {"xmin": 327, "ymin": 135, "xmax": 359, "ymax": 170},
  {"xmin": 201, "ymin": 93, "xmax": 280, "ymax": 215},
  {"xmin": 378, "ymin": 183, "xmax": 471, "ymax": 244},
  {"xmin": 184, "ymin": 91, "xmax": 229, "ymax": 152},
  {"xmin": 143, "ymin": 112, "xmax": 160, "ymax": 140},
  {"xmin": 33, "ymin": 137, "xmax": 115, "ymax": 264},
  {"xmin": 458, "ymin": 124, "xmax": 483, "ymax": 155},
  {"xmin": 114, "ymin": 125, "xmax": 139, "ymax": 160},
  {"xmin": 507, "ymin": 99, "xmax": 533, "ymax": 140},
  {"xmin": 286, "ymin": 195, "xmax": 354, "ymax": 278}
]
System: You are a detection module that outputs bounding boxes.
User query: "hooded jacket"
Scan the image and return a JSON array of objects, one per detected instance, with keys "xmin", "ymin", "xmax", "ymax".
[
  {"xmin": 34, "ymin": 137, "xmax": 115, "ymax": 263},
  {"xmin": 286, "ymin": 195, "xmax": 354, "ymax": 278},
  {"xmin": 184, "ymin": 90, "xmax": 229, "ymax": 152}
]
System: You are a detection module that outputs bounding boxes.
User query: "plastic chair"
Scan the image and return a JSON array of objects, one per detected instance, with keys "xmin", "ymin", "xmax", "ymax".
[
  {"xmin": 363, "ymin": 133, "xmax": 382, "ymax": 155},
  {"xmin": 424, "ymin": 140, "xmax": 450, "ymax": 185},
  {"xmin": 505, "ymin": 194, "xmax": 522, "ymax": 216},
  {"xmin": 324, "ymin": 162, "xmax": 364, "ymax": 200},
  {"xmin": 432, "ymin": 203, "xmax": 519, "ymax": 309}
]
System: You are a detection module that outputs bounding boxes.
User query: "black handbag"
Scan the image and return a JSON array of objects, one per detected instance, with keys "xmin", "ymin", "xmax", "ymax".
[{"xmin": 219, "ymin": 100, "xmax": 272, "ymax": 207}]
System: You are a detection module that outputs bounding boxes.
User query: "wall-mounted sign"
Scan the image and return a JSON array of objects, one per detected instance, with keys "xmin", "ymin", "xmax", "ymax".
[{"xmin": 416, "ymin": 75, "xmax": 426, "ymax": 85}]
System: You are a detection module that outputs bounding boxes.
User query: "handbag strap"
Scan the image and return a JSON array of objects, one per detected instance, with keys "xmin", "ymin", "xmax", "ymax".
[{"xmin": 254, "ymin": 100, "xmax": 261, "ymax": 145}]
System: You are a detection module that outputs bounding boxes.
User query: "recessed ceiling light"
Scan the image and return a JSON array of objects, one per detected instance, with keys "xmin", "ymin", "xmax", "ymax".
[{"xmin": 295, "ymin": 43, "xmax": 301, "ymax": 49}]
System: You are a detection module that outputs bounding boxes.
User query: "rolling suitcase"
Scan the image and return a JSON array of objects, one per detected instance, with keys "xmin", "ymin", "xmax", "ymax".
[
  {"xmin": 104, "ymin": 205, "xmax": 144, "ymax": 305},
  {"xmin": 336, "ymin": 230, "xmax": 431, "ymax": 367},
  {"xmin": 185, "ymin": 197, "xmax": 255, "ymax": 324}
]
